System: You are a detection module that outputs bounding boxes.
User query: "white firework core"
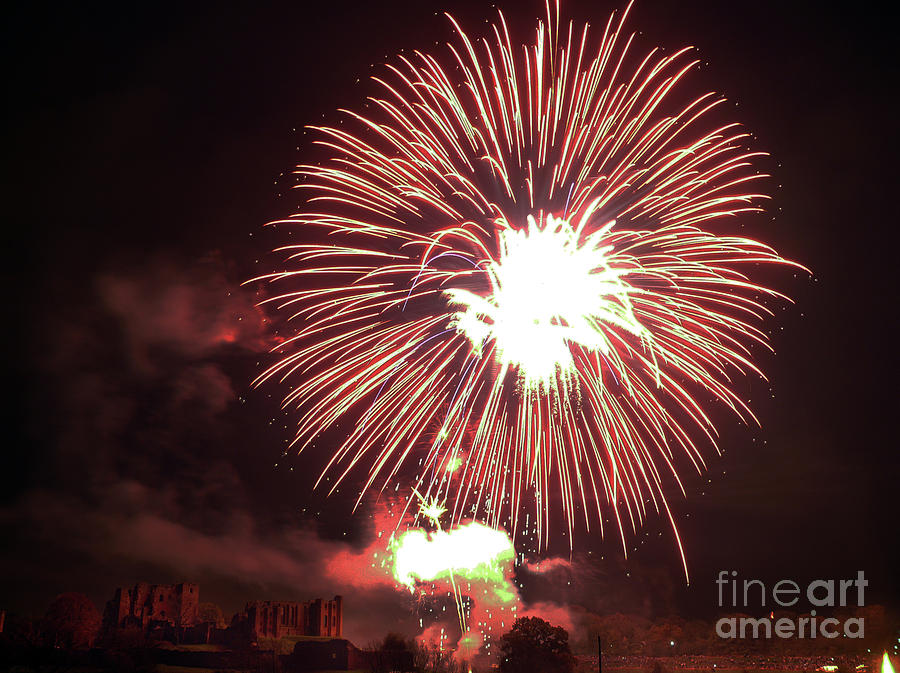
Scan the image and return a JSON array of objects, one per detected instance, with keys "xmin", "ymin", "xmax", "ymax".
[{"xmin": 446, "ymin": 214, "xmax": 650, "ymax": 387}]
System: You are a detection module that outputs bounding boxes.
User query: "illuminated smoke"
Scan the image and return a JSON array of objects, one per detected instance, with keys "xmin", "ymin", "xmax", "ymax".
[{"xmin": 392, "ymin": 521, "xmax": 515, "ymax": 597}]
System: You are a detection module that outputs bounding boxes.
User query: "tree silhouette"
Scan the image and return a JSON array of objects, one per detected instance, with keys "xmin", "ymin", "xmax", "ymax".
[
  {"xmin": 42, "ymin": 593, "xmax": 101, "ymax": 649},
  {"xmin": 368, "ymin": 632, "xmax": 414, "ymax": 673},
  {"xmin": 198, "ymin": 602, "xmax": 226, "ymax": 628},
  {"xmin": 412, "ymin": 639, "xmax": 467, "ymax": 673},
  {"xmin": 498, "ymin": 616, "xmax": 575, "ymax": 673}
]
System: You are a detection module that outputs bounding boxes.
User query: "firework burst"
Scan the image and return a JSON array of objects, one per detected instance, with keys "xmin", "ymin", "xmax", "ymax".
[{"xmin": 254, "ymin": 1, "xmax": 801, "ymax": 576}]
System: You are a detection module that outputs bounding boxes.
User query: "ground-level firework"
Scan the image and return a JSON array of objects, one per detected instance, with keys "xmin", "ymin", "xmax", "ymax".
[
  {"xmin": 393, "ymin": 517, "xmax": 518, "ymax": 660},
  {"xmin": 254, "ymin": 0, "xmax": 802, "ymax": 579}
]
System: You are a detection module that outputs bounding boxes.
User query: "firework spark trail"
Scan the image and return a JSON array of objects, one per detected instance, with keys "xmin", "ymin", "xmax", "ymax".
[{"xmin": 253, "ymin": 1, "xmax": 803, "ymax": 578}]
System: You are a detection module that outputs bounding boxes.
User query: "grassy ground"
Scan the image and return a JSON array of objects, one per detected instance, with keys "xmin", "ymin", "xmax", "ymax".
[
  {"xmin": 256, "ymin": 634, "xmax": 337, "ymax": 654},
  {"xmin": 585, "ymin": 670, "xmax": 810, "ymax": 673},
  {"xmin": 588, "ymin": 669, "xmax": 814, "ymax": 673},
  {"xmin": 156, "ymin": 643, "xmax": 229, "ymax": 652},
  {"xmin": 155, "ymin": 667, "xmax": 240, "ymax": 673}
]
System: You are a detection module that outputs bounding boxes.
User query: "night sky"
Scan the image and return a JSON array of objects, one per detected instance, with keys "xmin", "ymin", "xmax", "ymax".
[{"xmin": 2, "ymin": 0, "xmax": 897, "ymax": 648}]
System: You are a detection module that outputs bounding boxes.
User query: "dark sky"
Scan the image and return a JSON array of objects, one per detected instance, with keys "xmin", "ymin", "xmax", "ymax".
[{"xmin": 2, "ymin": 0, "xmax": 897, "ymax": 648}]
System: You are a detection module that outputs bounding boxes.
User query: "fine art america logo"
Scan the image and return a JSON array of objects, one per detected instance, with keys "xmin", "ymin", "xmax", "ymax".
[{"xmin": 715, "ymin": 571, "xmax": 869, "ymax": 639}]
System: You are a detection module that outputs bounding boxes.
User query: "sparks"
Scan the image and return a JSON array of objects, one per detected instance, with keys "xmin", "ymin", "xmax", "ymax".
[
  {"xmin": 414, "ymin": 488, "xmax": 449, "ymax": 528},
  {"xmin": 252, "ymin": 0, "xmax": 803, "ymax": 578}
]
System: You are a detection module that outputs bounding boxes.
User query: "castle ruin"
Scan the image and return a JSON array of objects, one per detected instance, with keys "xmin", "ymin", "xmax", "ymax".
[
  {"xmin": 240, "ymin": 596, "xmax": 343, "ymax": 640},
  {"xmin": 103, "ymin": 582, "xmax": 200, "ymax": 631}
]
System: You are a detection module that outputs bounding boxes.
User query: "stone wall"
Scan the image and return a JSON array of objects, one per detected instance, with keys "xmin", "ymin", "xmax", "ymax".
[
  {"xmin": 103, "ymin": 582, "xmax": 199, "ymax": 632},
  {"xmin": 240, "ymin": 595, "xmax": 343, "ymax": 640}
]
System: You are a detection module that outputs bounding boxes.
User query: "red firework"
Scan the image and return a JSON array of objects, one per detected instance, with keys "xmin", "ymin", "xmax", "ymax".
[{"xmin": 252, "ymin": 1, "xmax": 802, "ymax": 576}]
